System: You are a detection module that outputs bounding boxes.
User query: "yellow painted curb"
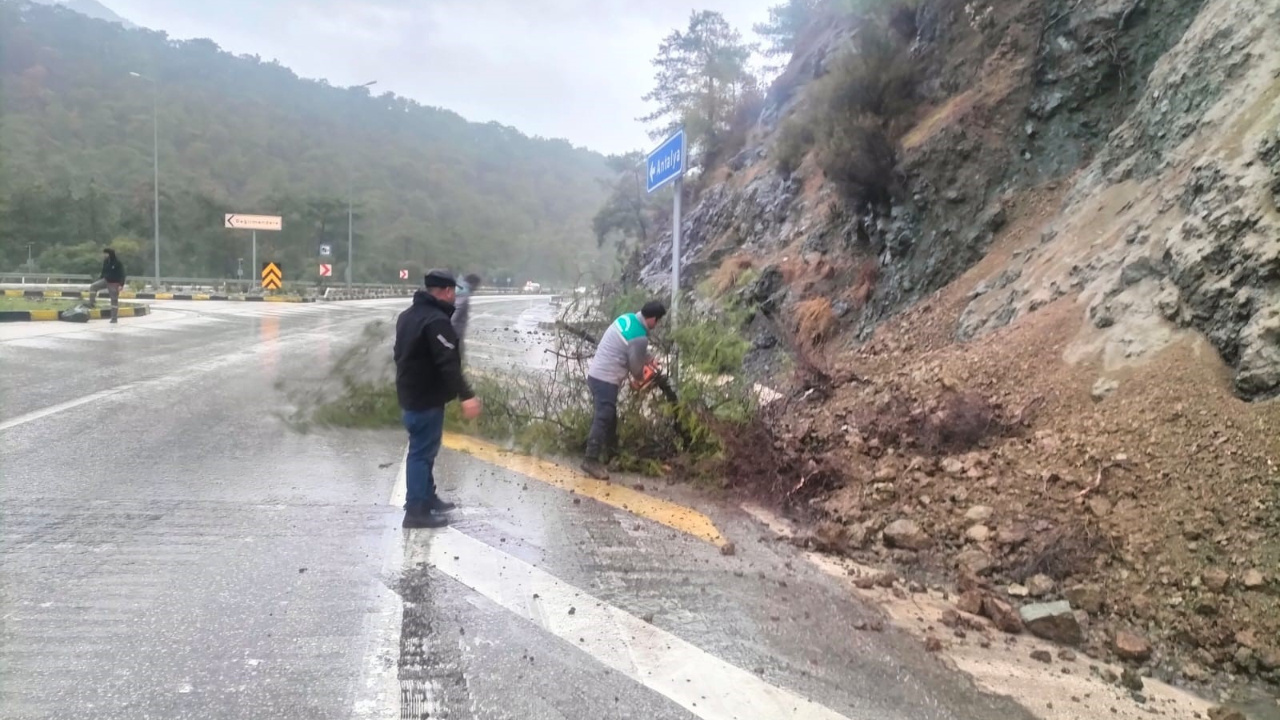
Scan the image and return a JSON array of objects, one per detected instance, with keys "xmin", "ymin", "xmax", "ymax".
[
  {"xmin": 29, "ymin": 309, "xmax": 59, "ymax": 321},
  {"xmin": 441, "ymin": 432, "xmax": 728, "ymax": 547}
]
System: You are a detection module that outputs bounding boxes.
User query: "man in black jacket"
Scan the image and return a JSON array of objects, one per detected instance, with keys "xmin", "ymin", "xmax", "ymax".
[
  {"xmin": 86, "ymin": 248, "xmax": 126, "ymax": 323},
  {"xmin": 394, "ymin": 269, "xmax": 482, "ymax": 529}
]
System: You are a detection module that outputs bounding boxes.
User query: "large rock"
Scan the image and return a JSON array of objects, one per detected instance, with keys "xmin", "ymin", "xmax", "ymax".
[
  {"xmin": 882, "ymin": 519, "xmax": 932, "ymax": 550},
  {"xmin": 1019, "ymin": 601, "xmax": 1084, "ymax": 646},
  {"xmin": 1113, "ymin": 631, "xmax": 1153, "ymax": 661},
  {"xmin": 1201, "ymin": 568, "xmax": 1230, "ymax": 593},
  {"xmin": 982, "ymin": 595, "xmax": 1024, "ymax": 634},
  {"xmin": 1026, "ymin": 574, "xmax": 1056, "ymax": 598},
  {"xmin": 964, "ymin": 505, "xmax": 994, "ymax": 522},
  {"xmin": 1242, "ymin": 569, "xmax": 1266, "ymax": 589}
]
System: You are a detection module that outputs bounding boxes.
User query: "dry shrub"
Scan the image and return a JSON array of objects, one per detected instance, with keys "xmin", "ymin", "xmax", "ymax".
[
  {"xmin": 708, "ymin": 254, "xmax": 756, "ymax": 297},
  {"xmin": 796, "ymin": 297, "xmax": 836, "ymax": 346},
  {"xmin": 1011, "ymin": 523, "xmax": 1106, "ymax": 582}
]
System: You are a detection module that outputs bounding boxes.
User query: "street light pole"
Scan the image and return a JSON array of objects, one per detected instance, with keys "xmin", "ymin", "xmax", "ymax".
[
  {"xmin": 131, "ymin": 71, "xmax": 160, "ymax": 287},
  {"xmin": 347, "ymin": 80, "xmax": 377, "ymax": 290}
]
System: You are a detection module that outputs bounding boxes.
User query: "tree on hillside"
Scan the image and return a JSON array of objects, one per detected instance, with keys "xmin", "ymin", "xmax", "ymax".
[
  {"xmin": 591, "ymin": 152, "xmax": 669, "ymax": 255},
  {"xmin": 755, "ymin": 0, "xmax": 824, "ymax": 65},
  {"xmin": 639, "ymin": 10, "xmax": 757, "ymax": 170}
]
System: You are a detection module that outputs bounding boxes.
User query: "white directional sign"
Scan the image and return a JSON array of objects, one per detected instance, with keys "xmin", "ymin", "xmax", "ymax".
[
  {"xmin": 224, "ymin": 214, "xmax": 283, "ymax": 231},
  {"xmin": 399, "ymin": 269, "xmax": 410, "ymax": 280},
  {"xmin": 319, "ymin": 244, "xmax": 332, "ymax": 257},
  {"xmin": 319, "ymin": 263, "xmax": 333, "ymax": 277}
]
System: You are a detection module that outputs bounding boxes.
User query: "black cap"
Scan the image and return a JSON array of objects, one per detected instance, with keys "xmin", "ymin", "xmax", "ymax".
[
  {"xmin": 641, "ymin": 300, "xmax": 667, "ymax": 320},
  {"xmin": 423, "ymin": 269, "xmax": 459, "ymax": 288}
]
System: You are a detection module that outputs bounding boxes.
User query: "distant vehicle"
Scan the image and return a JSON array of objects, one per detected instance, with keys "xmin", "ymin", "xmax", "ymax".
[{"xmin": 523, "ymin": 282, "xmax": 541, "ymax": 293}]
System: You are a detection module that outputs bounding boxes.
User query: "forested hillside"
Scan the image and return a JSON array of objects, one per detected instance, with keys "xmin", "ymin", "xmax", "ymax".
[{"xmin": 0, "ymin": 1, "xmax": 611, "ymax": 283}]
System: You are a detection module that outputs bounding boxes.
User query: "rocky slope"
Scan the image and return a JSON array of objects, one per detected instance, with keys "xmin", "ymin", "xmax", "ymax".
[{"xmin": 633, "ymin": 0, "xmax": 1280, "ymax": 702}]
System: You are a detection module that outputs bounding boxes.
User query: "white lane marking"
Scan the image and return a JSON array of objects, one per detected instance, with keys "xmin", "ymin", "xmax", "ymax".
[
  {"xmin": 389, "ymin": 444, "xmax": 408, "ymax": 509},
  {"xmin": 0, "ymin": 330, "xmax": 335, "ymax": 433},
  {"xmin": 0, "ymin": 385, "xmax": 136, "ymax": 432},
  {"xmin": 413, "ymin": 530, "xmax": 854, "ymax": 720}
]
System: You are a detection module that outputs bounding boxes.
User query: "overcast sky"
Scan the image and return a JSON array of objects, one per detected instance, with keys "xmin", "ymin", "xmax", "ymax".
[{"xmin": 99, "ymin": 0, "xmax": 776, "ymax": 154}]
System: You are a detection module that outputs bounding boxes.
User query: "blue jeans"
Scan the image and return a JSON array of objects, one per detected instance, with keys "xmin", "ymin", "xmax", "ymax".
[{"xmin": 402, "ymin": 408, "xmax": 445, "ymax": 511}]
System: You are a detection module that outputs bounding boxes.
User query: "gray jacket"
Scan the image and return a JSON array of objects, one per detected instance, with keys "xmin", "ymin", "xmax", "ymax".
[
  {"xmin": 587, "ymin": 312, "xmax": 649, "ymax": 386},
  {"xmin": 451, "ymin": 285, "xmax": 472, "ymax": 339}
]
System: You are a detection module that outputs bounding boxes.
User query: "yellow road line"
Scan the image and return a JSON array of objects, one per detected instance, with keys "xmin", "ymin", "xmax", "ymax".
[{"xmin": 441, "ymin": 432, "xmax": 727, "ymax": 547}]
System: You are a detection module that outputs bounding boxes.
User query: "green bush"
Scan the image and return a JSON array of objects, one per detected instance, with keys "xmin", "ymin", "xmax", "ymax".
[{"xmin": 774, "ymin": 117, "xmax": 817, "ymax": 175}]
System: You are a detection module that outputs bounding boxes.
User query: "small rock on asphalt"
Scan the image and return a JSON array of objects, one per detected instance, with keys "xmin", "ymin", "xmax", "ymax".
[
  {"xmin": 1031, "ymin": 649, "xmax": 1053, "ymax": 663},
  {"xmin": 719, "ymin": 542, "xmax": 737, "ymax": 556},
  {"xmin": 1120, "ymin": 667, "xmax": 1144, "ymax": 691},
  {"xmin": 1242, "ymin": 569, "xmax": 1265, "ymax": 589},
  {"xmin": 1207, "ymin": 708, "xmax": 1247, "ymax": 720}
]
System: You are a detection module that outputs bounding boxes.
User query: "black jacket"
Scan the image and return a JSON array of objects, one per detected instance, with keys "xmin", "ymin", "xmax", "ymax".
[
  {"xmin": 394, "ymin": 291, "xmax": 475, "ymax": 411},
  {"xmin": 101, "ymin": 256, "xmax": 126, "ymax": 283}
]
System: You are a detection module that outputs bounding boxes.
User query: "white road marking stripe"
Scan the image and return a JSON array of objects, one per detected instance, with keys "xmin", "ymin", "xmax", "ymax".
[
  {"xmin": 412, "ymin": 529, "xmax": 854, "ymax": 720},
  {"xmin": 0, "ymin": 386, "xmax": 136, "ymax": 432},
  {"xmin": 0, "ymin": 330, "xmax": 335, "ymax": 433}
]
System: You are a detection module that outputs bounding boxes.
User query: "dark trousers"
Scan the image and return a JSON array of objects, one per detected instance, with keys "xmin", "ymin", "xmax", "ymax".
[
  {"xmin": 402, "ymin": 407, "xmax": 445, "ymax": 511},
  {"xmin": 584, "ymin": 377, "xmax": 619, "ymax": 462}
]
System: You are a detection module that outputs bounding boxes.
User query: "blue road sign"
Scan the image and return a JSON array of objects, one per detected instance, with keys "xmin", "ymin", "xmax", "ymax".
[{"xmin": 646, "ymin": 129, "xmax": 685, "ymax": 193}]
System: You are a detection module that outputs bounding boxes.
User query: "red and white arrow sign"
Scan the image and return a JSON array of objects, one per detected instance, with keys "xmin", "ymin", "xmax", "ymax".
[
  {"xmin": 319, "ymin": 263, "xmax": 332, "ymax": 277},
  {"xmin": 399, "ymin": 269, "xmax": 409, "ymax": 280}
]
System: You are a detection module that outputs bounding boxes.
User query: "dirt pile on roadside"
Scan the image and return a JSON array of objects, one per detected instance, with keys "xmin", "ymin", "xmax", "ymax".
[{"xmin": 758, "ymin": 225, "xmax": 1280, "ymax": 697}]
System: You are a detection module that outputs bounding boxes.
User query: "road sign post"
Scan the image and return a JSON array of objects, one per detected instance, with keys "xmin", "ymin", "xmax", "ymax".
[
  {"xmin": 225, "ymin": 214, "xmax": 282, "ymax": 288},
  {"xmin": 646, "ymin": 128, "xmax": 686, "ymax": 387}
]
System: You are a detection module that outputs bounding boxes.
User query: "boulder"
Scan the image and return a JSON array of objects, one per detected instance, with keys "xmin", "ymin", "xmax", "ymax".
[
  {"xmin": 1202, "ymin": 567, "xmax": 1230, "ymax": 593},
  {"xmin": 1020, "ymin": 601, "xmax": 1084, "ymax": 646},
  {"xmin": 1242, "ymin": 569, "xmax": 1266, "ymax": 589},
  {"xmin": 982, "ymin": 595, "xmax": 1024, "ymax": 634},
  {"xmin": 1113, "ymin": 631, "xmax": 1153, "ymax": 662},
  {"xmin": 964, "ymin": 505, "xmax": 994, "ymax": 522},
  {"xmin": 883, "ymin": 519, "xmax": 932, "ymax": 550},
  {"xmin": 1026, "ymin": 574, "xmax": 1056, "ymax": 598}
]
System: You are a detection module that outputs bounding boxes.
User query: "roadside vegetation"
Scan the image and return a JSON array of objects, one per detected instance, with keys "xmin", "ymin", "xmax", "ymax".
[{"xmin": 283, "ymin": 286, "xmax": 760, "ymax": 482}]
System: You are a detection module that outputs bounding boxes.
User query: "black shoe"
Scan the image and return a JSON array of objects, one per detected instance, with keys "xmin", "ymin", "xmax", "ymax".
[
  {"xmin": 429, "ymin": 495, "xmax": 457, "ymax": 512},
  {"xmin": 402, "ymin": 510, "xmax": 448, "ymax": 529},
  {"xmin": 580, "ymin": 459, "xmax": 610, "ymax": 480}
]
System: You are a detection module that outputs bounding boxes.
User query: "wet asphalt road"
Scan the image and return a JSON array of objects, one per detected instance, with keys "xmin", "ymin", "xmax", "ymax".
[{"xmin": 0, "ymin": 297, "xmax": 1036, "ymax": 720}]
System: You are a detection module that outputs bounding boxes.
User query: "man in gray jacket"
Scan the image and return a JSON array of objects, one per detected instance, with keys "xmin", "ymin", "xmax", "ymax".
[{"xmin": 581, "ymin": 300, "xmax": 666, "ymax": 480}]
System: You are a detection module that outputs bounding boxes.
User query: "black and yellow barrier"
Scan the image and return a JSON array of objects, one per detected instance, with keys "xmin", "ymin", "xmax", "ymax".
[
  {"xmin": 1, "ymin": 289, "xmax": 313, "ymax": 303},
  {"xmin": 0, "ymin": 304, "xmax": 150, "ymax": 323}
]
